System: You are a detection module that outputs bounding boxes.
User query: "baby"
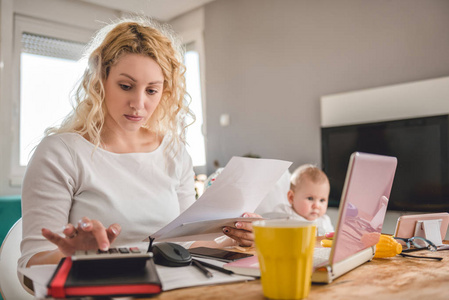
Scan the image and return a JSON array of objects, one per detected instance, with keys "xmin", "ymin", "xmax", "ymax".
[{"xmin": 266, "ymin": 164, "xmax": 334, "ymax": 236}]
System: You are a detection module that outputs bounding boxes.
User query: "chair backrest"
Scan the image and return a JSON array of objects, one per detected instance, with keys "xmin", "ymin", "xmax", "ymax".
[{"xmin": 0, "ymin": 218, "xmax": 34, "ymax": 299}]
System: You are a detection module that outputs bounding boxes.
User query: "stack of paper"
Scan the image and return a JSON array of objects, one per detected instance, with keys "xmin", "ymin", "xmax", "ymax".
[{"xmin": 149, "ymin": 156, "xmax": 292, "ymax": 242}]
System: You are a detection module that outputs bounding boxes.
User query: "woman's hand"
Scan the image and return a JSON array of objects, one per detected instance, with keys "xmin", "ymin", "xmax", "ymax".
[
  {"xmin": 222, "ymin": 212, "xmax": 261, "ymax": 247},
  {"xmin": 41, "ymin": 217, "xmax": 121, "ymax": 256}
]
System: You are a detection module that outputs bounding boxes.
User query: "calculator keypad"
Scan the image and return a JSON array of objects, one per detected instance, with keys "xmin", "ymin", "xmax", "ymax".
[{"xmin": 72, "ymin": 247, "xmax": 152, "ymax": 261}]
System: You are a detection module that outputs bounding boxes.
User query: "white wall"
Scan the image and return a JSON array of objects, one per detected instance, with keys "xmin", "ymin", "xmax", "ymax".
[{"xmin": 203, "ymin": 0, "xmax": 449, "ymax": 174}]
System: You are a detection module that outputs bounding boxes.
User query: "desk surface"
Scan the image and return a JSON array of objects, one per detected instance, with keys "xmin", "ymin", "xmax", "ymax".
[{"xmin": 150, "ymin": 239, "xmax": 449, "ymax": 300}]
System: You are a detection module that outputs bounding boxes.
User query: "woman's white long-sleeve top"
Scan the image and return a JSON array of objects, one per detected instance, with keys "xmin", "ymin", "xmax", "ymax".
[{"xmin": 19, "ymin": 132, "xmax": 195, "ymax": 269}]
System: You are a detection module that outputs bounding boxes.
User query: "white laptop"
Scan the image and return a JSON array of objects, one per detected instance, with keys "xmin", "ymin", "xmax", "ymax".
[{"xmin": 312, "ymin": 152, "xmax": 397, "ymax": 283}]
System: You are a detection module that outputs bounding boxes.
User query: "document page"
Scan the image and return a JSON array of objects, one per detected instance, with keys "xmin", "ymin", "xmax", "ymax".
[
  {"xmin": 155, "ymin": 257, "xmax": 255, "ymax": 291},
  {"xmin": 150, "ymin": 156, "xmax": 292, "ymax": 241}
]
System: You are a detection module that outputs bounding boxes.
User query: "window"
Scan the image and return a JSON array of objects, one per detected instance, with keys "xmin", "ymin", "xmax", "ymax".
[
  {"xmin": 184, "ymin": 42, "xmax": 206, "ymax": 172},
  {"xmin": 19, "ymin": 33, "xmax": 86, "ymax": 165},
  {"xmin": 10, "ymin": 16, "xmax": 93, "ymax": 185}
]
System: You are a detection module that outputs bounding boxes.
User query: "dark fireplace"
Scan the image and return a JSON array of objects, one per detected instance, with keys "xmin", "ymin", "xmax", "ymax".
[{"xmin": 321, "ymin": 114, "xmax": 449, "ymax": 212}]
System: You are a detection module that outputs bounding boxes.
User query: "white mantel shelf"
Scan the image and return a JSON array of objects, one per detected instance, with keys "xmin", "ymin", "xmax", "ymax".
[{"xmin": 321, "ymin": 76, "xmax": 449, "ymax": 128}]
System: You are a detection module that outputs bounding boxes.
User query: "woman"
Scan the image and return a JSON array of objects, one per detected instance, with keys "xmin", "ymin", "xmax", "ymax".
[{"xmin": 19, "ymin": 18, "xmax": 257, "ymax": 279}]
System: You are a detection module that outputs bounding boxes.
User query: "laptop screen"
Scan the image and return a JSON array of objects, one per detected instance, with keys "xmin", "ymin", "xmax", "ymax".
[{"xmin": 330, "ymin": 152, "xmax": 397, "ymax": 264}]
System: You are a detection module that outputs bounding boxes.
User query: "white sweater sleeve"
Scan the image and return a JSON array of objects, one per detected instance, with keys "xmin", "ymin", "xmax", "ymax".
[
  {"xmin": 176, "ymin": 147, "xmax": 196, "ymax": 213},
  {"xmin": 19, "ymin": 135, "xmax": 77, "ymax": 268}
]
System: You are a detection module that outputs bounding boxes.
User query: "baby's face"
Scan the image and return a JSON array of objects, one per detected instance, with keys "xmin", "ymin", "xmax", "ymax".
[{"xmin": 288, "ymin": 179, "xmax": 330, "ymax": 221}]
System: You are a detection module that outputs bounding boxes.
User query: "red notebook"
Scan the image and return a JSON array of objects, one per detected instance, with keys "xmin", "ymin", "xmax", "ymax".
[
  {"xmin": 47, "ymin": 257, "xmax": 162, "ymax": 298},
  {"xmin": 223, "ymin": 255, "xmax": 260, "ymax": 277}
]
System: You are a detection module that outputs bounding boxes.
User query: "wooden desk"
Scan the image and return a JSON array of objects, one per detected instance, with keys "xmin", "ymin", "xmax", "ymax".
[{"xmin": 150, "ymin": 241, "xmax": 449, "ymax": 300}]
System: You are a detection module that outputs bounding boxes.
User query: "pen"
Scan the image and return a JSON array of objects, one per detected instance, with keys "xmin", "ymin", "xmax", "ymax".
[
  {"xmin": 192, "ymin": 259, "xmax": 213, "ymax": 278},
  {"xmin": 192, "ymin": 258, "xmax": 234, "ymax": 275}
]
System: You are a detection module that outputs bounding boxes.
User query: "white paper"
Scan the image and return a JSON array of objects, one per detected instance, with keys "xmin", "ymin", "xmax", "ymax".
[
  {"xmin": 155, "ymin": 217, "xmax": 263, "ymax": 242},
  {"xmin": 150, "ymin": 156, "xmax": 292, "ymax": 241},
  {"xmin": 19, "ymin": 265, "xmax": 58, "ymax": 299},
  {"xmin": 155, "ymin": 257, "xmax": 254, "ymax": 291}
]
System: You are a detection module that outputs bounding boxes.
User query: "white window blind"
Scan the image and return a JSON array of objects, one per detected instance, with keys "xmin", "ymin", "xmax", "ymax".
[{"xmin": 21, "ymin": 32, "xmax": 85, "ymax": 60}]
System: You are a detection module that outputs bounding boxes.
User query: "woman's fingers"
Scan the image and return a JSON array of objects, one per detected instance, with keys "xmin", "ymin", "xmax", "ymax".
[
  {"xmin": 107, "ymin": 223, "xmax": 121, "ymax": 243},
  {"xmin": 222, "ymin": 212, "xmax": 261, "ymax": 247},
  {"xmin": 42, "ymin": 228, "xmax": 76, "ymax": 256},
  {"xmin": 242, "ymin": 212, "xmax": 261, "ymax": 218},
  {"xmin": 42, "ymin": 228, "xmax": 64, "ymax": 244},
  {"xmin": 62, "ymin": 223, "xmax": 78, "ymax": 239},
  {"xmin": 237, "ymin": 212, "xmax": 261, "ymax": 230},
  {"xmin": 223, "ymin": 226, "xmax": 255, "ymax": 247},
  {"xmin": 88, "ymin": 219, "xmax": 110, "ymax": 251},
  {"xmin": 75, "ymin": 217, "xmax": 109, "ymax": 251},
  {"xmin": 43, "ymin": 218, "xmax": 122, "ymax": 254},
  {"xmin": 78, "ymin": 217, "xmax": 93, "ymax": 232},
  {"xmin": 234, "ymin": 220, "xmax": 253, "ymax": 232}
]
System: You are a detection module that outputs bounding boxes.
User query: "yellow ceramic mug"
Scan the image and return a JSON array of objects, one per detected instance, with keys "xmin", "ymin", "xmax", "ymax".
[{"xmin": 253, "ymin": 219, "xmax": 316, "ymax": 300}]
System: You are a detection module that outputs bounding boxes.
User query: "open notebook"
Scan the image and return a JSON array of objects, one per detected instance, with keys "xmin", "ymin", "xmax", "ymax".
[
  {"xmin": 311, "ymin": 152, "xmax": 397, "ymax": 283},
  {"xmin": 225, "ymin": 152, "xmax": 398, "ymax": 283}
]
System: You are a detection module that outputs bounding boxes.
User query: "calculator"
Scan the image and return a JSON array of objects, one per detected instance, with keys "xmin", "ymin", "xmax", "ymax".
[
  {"xmin": 72, "ymin": 247, "xmax": 152, "ymax": 261},
  {"xmin": 71, "ymin": 247, "xmax": 152, "ymax": 271}
]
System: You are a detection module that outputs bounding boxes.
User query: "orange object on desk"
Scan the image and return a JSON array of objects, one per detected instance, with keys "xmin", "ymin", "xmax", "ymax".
[
  {"xmin": 374, "ymin": 234, "xmax": 402, "ymax": 258},
  {"xmin": 320, "ymin": 239, "xmax": 333, "ymax": 247},
  {"xmin": 320, "ymin": 234, "xmax": 402, "ymax": 258}
]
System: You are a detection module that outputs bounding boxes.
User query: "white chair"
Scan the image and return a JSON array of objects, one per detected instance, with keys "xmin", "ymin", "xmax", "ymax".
[{"xmin": 0, "ymin": 218, "xmax": 34, "ymax": 299}]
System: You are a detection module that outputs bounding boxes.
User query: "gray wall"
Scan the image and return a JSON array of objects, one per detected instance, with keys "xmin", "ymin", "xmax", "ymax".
[{"xmin": 203, "ymin": 0, "xmax": 449, "ymax": 174}]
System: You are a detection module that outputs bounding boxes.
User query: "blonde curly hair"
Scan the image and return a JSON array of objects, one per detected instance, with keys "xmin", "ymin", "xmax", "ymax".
[{"xmin": 47, "ymin": 17, "xmax": 193, "ymax": 154}]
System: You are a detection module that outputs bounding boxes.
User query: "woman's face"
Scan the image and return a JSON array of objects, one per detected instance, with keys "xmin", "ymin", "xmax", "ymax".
[{"xmin": 103, "ymin": 53, "xmax": 164, "ymax": 134}]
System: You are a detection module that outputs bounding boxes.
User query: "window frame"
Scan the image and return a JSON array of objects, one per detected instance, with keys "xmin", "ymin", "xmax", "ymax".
[
  {"xmin": 180, "ymin": 29, "xmax": 208, "ymax": 175},
  {"xmin": 10, "ymin": 15, "xmax": 93, "ymax": 187}
]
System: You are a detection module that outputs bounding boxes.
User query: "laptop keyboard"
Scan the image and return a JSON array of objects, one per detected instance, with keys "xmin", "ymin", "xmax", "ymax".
[{"xmin": 313, "ymin": 247, "xmax": 331, "ymax": 267}]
